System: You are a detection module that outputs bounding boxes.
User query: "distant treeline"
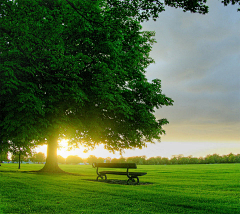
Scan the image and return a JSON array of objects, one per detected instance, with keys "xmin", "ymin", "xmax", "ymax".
[
  {"xmin": 2, "ymin": 152, "xmax": 239, "ymax": 165},
  {"xmin": 123, "ymin": 153, "xmax": 240, "ymax": 165},
  {"xmin": 57, "ymin": 153, "xmax": 240, "ymax": 165}
]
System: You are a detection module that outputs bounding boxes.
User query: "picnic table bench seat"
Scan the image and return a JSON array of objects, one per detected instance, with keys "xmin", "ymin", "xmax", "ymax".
[{"xmin": 92, "ymin": 162, "xmax": 147, "ymax": 184}]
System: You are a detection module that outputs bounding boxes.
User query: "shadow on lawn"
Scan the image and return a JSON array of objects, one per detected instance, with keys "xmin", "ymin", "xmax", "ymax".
[
  {"xmin": 85, "ymin": 179, "xmax": 153, "ymax": 185},
  {"xmin": 0, "ymin": 170, "xmax": 85, "ymax": 176}
]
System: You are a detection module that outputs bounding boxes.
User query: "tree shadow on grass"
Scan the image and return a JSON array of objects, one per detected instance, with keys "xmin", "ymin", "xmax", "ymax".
[
  {"xmin": 0, "ymin": 170, "xmax": 85, "ymax": 176},
  {"xmin": 0, "ymin": 170, "xmax": 30, "ymax": 173},
  {"xmin": 85, "ymin": 179, "xmax": 153, "ymax": 185}
]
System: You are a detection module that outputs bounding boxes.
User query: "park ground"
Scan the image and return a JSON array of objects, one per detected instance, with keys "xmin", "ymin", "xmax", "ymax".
[{"xmin": 0, "ymin": 163, "xmax": 239, "ymax": 213}]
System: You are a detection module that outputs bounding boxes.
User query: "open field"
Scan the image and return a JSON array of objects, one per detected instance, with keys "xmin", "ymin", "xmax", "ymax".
[{"xmin": 0, "ymin": 164, "xmax": 239, "ymax": 213}]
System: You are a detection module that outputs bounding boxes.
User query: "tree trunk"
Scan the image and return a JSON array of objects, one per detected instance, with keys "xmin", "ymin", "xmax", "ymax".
[
  {"xmin": 18, "ymin": 153, "xmax": 21, "ymax": 169},
  {"xmin": 39, "ymin": 134, "xmax": 64, "ymax": 173}
]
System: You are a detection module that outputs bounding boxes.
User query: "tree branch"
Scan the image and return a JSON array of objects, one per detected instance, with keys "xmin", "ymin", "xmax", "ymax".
[{"xmin": 64, "ymin": 0, "xmax": 105, "ymax": 27}]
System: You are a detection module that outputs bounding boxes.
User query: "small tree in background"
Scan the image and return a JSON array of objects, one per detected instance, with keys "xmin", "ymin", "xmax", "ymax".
[
  {"xmin": 118, "ymin": 157, "xmax": 126, "ymax": 163},
  {"xmin": 9, "ymin": 141, "xmax": 34, "ymax": 169},
  {"xmin": 57, "ymin": 155, "xmax": 66, "ymax": 164},
  {"xmin": 66, "ymin": 155, "xmax": 83, "ymax": 165},
  {"xmin": 87, "ymin": 155, "xmax": 98, "ymax": 164},
  {"xmin": 31, "ymin": 152, "xmax": 46, "ymax": 164},
  {"xmin": 161, "ymin": 158, "xmax": 169, "ymax": 165},
  {"xmin": 189, "ymin": 156, "xmax": 199, "ymax": 164},
  {"xmin": 111, "ymin": 158, "xmax": 119, "ymax": 163},
  {"xmin": 97, "ymin": 157, "xmax": 105, "ymax": 163},
  {"xmin": 170, "ymin": 156, "xmax": 178, "ymax": 165},
  {"xmin": 235, "ymin": 154, "xmax": 240, "ymax": 163},
  {"xmin": 105, "ymin": 157, "xmax": 112, "ymax": 163}
]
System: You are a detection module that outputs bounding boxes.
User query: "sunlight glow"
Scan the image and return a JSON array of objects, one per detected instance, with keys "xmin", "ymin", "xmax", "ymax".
[
  {"xmin": 57, "ymin": 140, "xmax": 119, "ymax": 159},
  {"xmin": 57, "ymin": 139, "xmax": 77, "ymax": 159},
  {"xmin": 35, "ymin": 141, "xmax": 240, "ymax": 160}
]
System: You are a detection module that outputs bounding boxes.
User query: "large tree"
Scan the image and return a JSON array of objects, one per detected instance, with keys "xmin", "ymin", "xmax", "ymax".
[{"xmin": 0, "ymin": 0, "xmax": 238, "ymax": 172}]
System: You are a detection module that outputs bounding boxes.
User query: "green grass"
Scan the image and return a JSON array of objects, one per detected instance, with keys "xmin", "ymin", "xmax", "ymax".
[{"xmin": 0, "ymin": 164, "xmax": 239, "ymax": 213}]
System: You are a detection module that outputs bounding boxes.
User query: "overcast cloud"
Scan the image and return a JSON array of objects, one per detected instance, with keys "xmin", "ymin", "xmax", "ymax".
[{"xmin": 142, "ymin": 0, "xmax": 240, "ymax": 143}]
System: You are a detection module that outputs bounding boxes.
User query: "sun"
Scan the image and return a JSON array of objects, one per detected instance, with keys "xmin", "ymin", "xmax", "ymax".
[
  {"xmin": 57, "ymin": 139, "xmax": 72, "ymax": 158},
  {"xmin": 57, "ymin": 139, "xmax": 88, "ymax": 159}
]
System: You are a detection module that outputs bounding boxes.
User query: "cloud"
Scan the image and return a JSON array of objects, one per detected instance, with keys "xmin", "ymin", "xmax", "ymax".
[{"xmin": 141, "ymin": 1, "xmax": 240, "ymax": 142}]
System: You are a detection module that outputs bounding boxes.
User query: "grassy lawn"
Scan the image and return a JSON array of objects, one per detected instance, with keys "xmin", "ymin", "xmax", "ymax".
[{"xmin": 0, "ymin": 163, "xmax": 239, "ymax": 213}]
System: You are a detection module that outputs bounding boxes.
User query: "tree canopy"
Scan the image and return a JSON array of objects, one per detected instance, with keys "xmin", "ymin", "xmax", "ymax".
[{"xmin": 0, "ymin": 0, "xmax": 238, "ymax": 172}]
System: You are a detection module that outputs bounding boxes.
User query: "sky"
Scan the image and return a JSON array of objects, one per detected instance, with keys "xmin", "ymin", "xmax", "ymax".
[{"xmin": 37, "ymin": 1, "xmax": 240, "ymax": 159}]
